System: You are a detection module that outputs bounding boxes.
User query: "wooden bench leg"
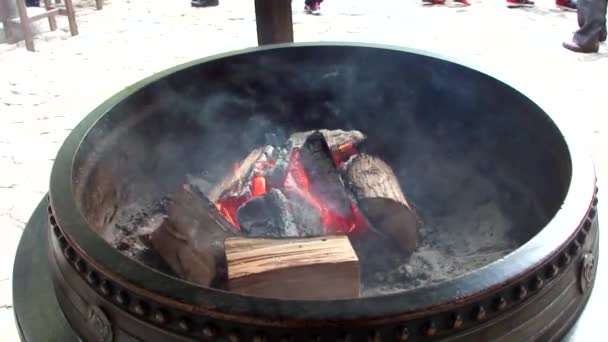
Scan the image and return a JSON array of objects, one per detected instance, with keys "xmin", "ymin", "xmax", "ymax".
[
  {"xmin": 1, "ymin": 19, "xmax": 11, "ymax": 40},
  {"xmin": 63, "ymin": 0, "xmax": 78, "ymax": 36},
  {"xmin": 43, "ymin": 0, "xmax": 57, "ymax": 31},
  {"xmin": 15, "ymin": 0, "xmax": 34, "ymax": 51}
]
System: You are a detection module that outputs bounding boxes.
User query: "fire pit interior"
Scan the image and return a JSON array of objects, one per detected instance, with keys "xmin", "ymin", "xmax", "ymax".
[{"xmin": 72, "ymin": 45, "xmax": 570, "ymax": 300}]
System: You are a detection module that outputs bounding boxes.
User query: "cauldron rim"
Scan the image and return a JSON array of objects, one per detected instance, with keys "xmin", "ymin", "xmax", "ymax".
[{"xmin": 49, "ymin": 42, "xmax": 596, "ymax": 321}]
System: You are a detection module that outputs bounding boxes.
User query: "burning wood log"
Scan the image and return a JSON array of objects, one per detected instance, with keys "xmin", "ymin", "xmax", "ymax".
[
  {"xmin": 236, "ymin": 188, "xmax": 298, "ymax": 237},
  {"xmin": 236, "ymin": 188, "xmax": 324, "ymax": 237},
  {"xmin": 151, "ymin": 183, "xmax": 238, "ymax": 287},
  {"xmin": 287, "ymin": 129, "xmax": 366, "ymax": 150},
  {"xmin": 342, "ymin": 154, "xmax": 420, "ymax": 254},
  {"xmin": 208, "ymin": 147, "xmax": 265, "ymax": 202},
  {"xmin": 299, "ymin": 131, "xmax": 355, "ymax": 232},
  {"xmin": 225, "ymin": 236, "xmax": 360, "ymax": 300}
]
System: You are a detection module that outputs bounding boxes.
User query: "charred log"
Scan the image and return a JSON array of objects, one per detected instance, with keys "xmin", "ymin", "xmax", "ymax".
[
  {"xmin": 300, "ymin": 131, "xmax": 353, "ymax": 222},
  {"xmin": 151, "ymin": 183, "xmax": 238, "ymax": 287},
  {"xmin": 343, "ymin": 153, "xmax": 420, "ymax": 254},
  {"xmin": 208, "ymin": 147, "xmax": 264, "ymax": 202}
]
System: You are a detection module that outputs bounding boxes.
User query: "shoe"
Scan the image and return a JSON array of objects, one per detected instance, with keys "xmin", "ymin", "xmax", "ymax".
[
  {"xmin": 191, "ymin": 0, "xmax": 219, "ymax": 7},
  {"xmin": 507, "ymin": 0, "xmax": 535, "ymax": 8},
  {"xmin": 422, "ymin": 0, "xmax": 446, "ymax": 5},
  {"xmin": 556, "ymin": 0, "xmax": 576, "ymax": 11},
  {"xmin": 305, "ymin": 2, "xmax": 321, "ymax": 15},
  {"xmin": 454, "ymin": 0, "xmax": 471, "ymax": 5},
  {"xmin": 562, "ymin": 39, "xmax": 599, "ymax": 53}
]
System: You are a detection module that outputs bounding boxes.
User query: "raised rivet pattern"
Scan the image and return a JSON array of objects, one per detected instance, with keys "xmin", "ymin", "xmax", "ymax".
[
  {"xmin": 396, "ymin": 327, "xmax": 409, "ymax": 341},
  {"xmin": 202, "ymin": 324, "xmax": 217, "ymax": 339},
  {"xmin": 74, "ymin": 259, "xmax": 86, "ymax": 273},
  {"xmin": 517, "ymin": 284, "xmax": 527, "ymax": 300},
  {"xmin": 63, "ymin": 246, "xmax": 75, "ymax": 261},
  {"xmin": 86, "ymin": 271, "xmax": 99, "ymax": 285},
  {"xmin": 115, "ymin": 291, "xmax": 129, "ymax": 306},
  {"xmin": 452, "ymin": 314, "xmax": 464, "ymax": 329},
  {"xmin": 227, "ymin": 332, "xmax": 240, "ymax": 342},
  {"xmin": 45, "ymin": 192, "xmax": 599, "ymax": 340},
  {"xmin": 178, "ymin": 318, "xmax": 191, "ymax": 332},
  {"xmin": 132, "ymin": 301, "xmax": 147, "ymax": 316},
  {"xmin": 154, "ymin": 309, "xmax": 168, "ymax": 324},
  {"xmin": 547, "ymin": 264, "xmax": 559, "ymax": 278},
  {"xmin": 253, "ymin": 333, "xmax": 267, "ymax": 342},
  {"xmin": 99, "ymin": 280, "xmax": 112, "ymax": 296},
  {"xmin": 424, "ymin": 321, "xmax": 437, "ymax": 336},
  {"xmin": 495, "ymin": 297, "xmax": 507, "ymax": 311}
]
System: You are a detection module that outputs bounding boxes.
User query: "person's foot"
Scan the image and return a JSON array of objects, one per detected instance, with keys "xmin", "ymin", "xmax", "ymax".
[
  {"xmin": 422, "ymin": 0, "xmax": 446, "ymax": 5},
  {"xmin": 304, "ymin": 2, "xmax": 321, "ymax": 15},
  {"xmin": 562, "ymin": 39, "xmax": 599, "ymax": 53},
  {"xmin": 191, "ymin": 0, "xmax": 219, "ymax": 7},
  {"xmin": 454, "ymin": 0, "xmax": 471, "ymax": 5},
  {"xmin": 556, "ymin": 0, "xmax": 576, "ymax": 11},
  {"xmin": 506, "ymin": 0, "xmax": 535, "ymax": 8}
]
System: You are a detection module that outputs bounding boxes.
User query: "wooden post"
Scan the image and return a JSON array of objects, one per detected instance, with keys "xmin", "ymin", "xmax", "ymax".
[
  {"xmin": 15, "ymin": 0, "xmax": 34, "ymax": 51},
  {"xmin": 63, "ymin": 0, "xmax": 78, "ymax": 36},
  {"xmin": 42, "ymin": 0, "xmax": 57, "ymax": 31},
  {"xmin": 254, "ymin": 0, "xmax": 293, "ymax": 46}
]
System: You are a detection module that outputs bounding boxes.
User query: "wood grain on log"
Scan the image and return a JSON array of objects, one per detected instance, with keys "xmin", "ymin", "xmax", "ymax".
[
  {"xmin": 288, "ymin": 129, "xmax": 366, "ymax": 150},
  {"xmin": 152, "ymin": 183, "xmax": 238, "ymax": 286},
  {"xmin": 225, "ymin": 236, "xmax": 359, "ymax": 300},
  {"xmin": 343, "ymin": 154, "xmax": 420, "ymax": 253},
  {"xmin": 208, "ymin": 147, "xmax": 264, "ymax": 202}
]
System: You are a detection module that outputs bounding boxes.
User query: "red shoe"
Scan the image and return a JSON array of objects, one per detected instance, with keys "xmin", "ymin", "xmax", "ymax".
[
  {"xmin": 556, "ymin": 0, "xmax": 576, "ymax": 11},
  {"xmin": 454, "ymin": 0, "xmax": 471, "ymax": 5},
  {"xmin": 304, "ymin": 1, "xmax": 321, "ymax": 15},
  {"xmin": 507, "ymin": 0, "xmax": 534, "ymax": 7},
  {"xmin": 422, "ymin": 0, "xmax": 446, "ymax": 5}
]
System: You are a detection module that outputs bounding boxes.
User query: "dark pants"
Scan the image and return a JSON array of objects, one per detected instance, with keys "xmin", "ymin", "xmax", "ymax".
[
  {"xmin": 305, "ymin": 0, "xmax": 324, "ymax": 5},
  {"xmin": 25, "ymin": 0, "xmax": 39, "ymax": 6},
  {"xmin": 574, "ymin": 0, "xmax": 607, "ymax": 45}
]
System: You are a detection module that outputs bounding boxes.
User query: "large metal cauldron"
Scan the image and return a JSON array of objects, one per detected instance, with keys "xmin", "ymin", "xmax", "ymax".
[{"xmin": 14, "ymin": 43, "xmax": 599, "ymax": 341}]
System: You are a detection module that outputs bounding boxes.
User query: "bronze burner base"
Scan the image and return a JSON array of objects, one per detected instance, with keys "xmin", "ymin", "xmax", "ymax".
[{"xmin": 13, "ymin": 196, "xmax": 601, "ymax": 341}]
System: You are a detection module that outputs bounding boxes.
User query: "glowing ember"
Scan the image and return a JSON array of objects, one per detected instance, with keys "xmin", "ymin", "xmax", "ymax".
[{"xmin": 216, "ymin": 139, "xmax": 366, "ymax": 235}]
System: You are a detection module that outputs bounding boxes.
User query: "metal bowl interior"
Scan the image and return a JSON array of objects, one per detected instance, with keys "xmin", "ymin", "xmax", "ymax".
[{"xmin": 50, "ymin": 43, "xmax": 595, "ymax": 320}]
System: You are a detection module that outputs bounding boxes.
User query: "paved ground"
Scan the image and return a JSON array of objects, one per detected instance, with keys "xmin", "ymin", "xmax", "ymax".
[{"xmin": 0, "ymin": 0, "xmax": 606, "ymax": 339}]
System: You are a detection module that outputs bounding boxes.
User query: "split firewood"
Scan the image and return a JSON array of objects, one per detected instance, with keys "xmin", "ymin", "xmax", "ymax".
[
  {"xmin": 151, "ymin": 183, "xmax": 238, "ymax": 287},
  {"xmin": 150, "ymin": 219, "xmax": 217, "ymax": 286},
  {"xmin": 225, "ymin": 236, "xmax": 360, "ymax": 300},
  {"xmin": 342, "ymin": 153, "xmax": 420, "ymax": 254},
  {"xmin": 208, "ymin": 147, "xmax": 264, "ymax": 202},
  {"xmin": 300, "ymin": 131, "xmax": 353, "ymax": 222},
  {"xmin": 287, "ymin": 129, "xmax": 366, "ymax": 151}
]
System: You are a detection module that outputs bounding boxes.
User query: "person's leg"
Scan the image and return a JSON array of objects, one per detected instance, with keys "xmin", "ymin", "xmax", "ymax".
[
  {"xmin": 506, "ymin": 0, "xmax": 535, "ymax": 8},
  {"xmin": 191, "ymin": 0, "xmax": 219, "ymax": 7},
  {"xmin": 25, "ymin": 0, "xmax": 40, "ymax": 6},
  {"xmin": 563, "ymin": 0, "xmax": 606, "ymax": 52},
  {"xmin": 304, "ymin": 0, "xmax": 321, "ymax": 14},
  {"xmin": 556, "ymin": 0, "xmax": 577, "ymax": 11}
]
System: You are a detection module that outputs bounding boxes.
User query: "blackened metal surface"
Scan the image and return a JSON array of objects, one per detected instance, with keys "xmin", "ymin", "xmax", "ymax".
[
  {"xmin": 13, "ymin": 195, "xmax": 601, "ymax": 341},
  {"xmin": 12, "ymin": 197, "xmax": 79, "ymax": 342},
  {"xmin": 33, "ymin": 43, "xmax": 602, "ymax": 340}
]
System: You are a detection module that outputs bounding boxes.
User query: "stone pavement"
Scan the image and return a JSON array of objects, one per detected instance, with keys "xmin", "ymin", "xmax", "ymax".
[{"xmin": 0, "ymin": 0, "xmax": 606, "ymax": 339}]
